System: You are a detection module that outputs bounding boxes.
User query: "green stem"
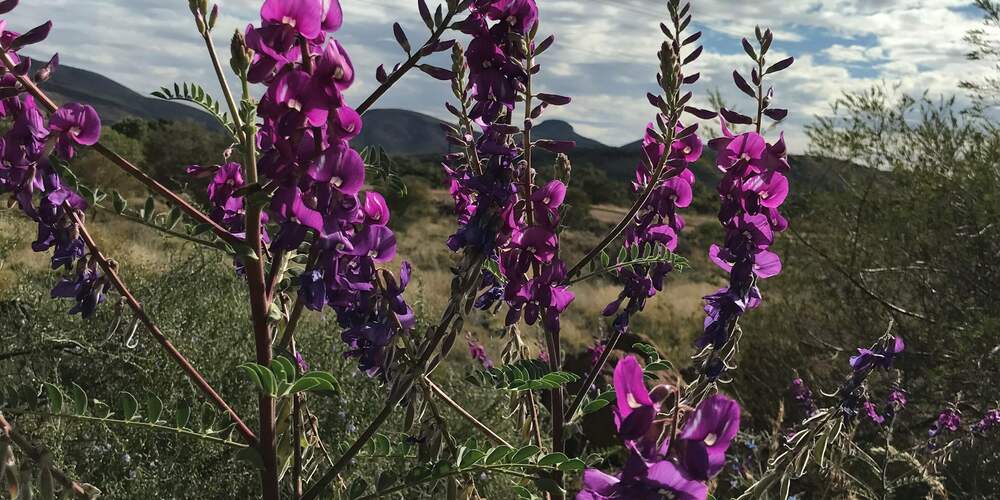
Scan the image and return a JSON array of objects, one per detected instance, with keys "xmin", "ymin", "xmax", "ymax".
[
  {"xmin": 19, "ymin": 411, "xmax": 248, "ymax": 448},
  {"xmin": 107, "ymin": 209, "xmax": 229, "ymax": 252}
]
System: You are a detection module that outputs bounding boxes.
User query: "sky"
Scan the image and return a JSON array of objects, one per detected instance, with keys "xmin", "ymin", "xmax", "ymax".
[{"xmin": 9, "ymin": 0, "xmax": 992, "ymax": 153}]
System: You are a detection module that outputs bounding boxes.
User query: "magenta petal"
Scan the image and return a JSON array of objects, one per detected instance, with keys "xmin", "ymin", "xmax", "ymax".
[
  {"xmin": 322, "ymin": 0, "xmax": 343, "ymax": 31},
  {"xmin": 261, "ymin": 0, "xmax": 322, "ymax": 39},
  {"xmin": 753, "ymin": 250, "xmax": 782, "ymax": 278},
  {"xmin": 646, "ymin": 460, "xmax": 708, "ymax": 500},
  {"xmin": 613, "ymin": 355, "xmax": 654, "ymax": 424}
]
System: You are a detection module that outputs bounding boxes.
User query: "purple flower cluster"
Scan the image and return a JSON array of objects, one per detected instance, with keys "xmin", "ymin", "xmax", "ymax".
[
  {"xmin": 467, "ymin": 334, "xmax": 493, "ymax": 369},
  {"xmin": 242, "ymin": 0, "xmax": 411, "ymax": 376},
  {"xmin": 789, "ymin": 377, "xmax": 817, "ymax": 417},
  {"xmin": 971, "ymin": 409, "xmax": 1000, "ymax": 434},
  {"xmin": 698, "ymin": 120, "xmax": 790, "ymax": 351},
  {"xmin": 838, "ymin": 336, "xmax": 905, "ymax": 422},
  {"xmin": 0, "ymin": 6, "xmax": 105, "ymax": 317},
  {"xmin": 929, "ymin": 408, "xmax": 961, "ymax": 437},
  {"xmin": 602, "ymin": 123, "xmax": 700, "ymax": 333},
  {"xmin": 578, "ymin": 356, "xmax": 740, "ymax": 500},
  {"xmin": 443, "ymin": 0, "xmax": 576, "ymax": 336}
]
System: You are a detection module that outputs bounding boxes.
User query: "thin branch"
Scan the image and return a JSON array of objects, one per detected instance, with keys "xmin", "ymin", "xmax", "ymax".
[
  {"xmin": 0, "ymin": 412, "xmax": 94, "ymax": 499},
  {"xmin": 424, "ymin": 377, "xmax": 511, "ymax": 447},
  {"xmin": 105, "ymin": 208, "xmax": 229, "ymax": 252},
  {"xmin": 355, "ymin": 7, "xmax": 459, "ymax": 115},
  {"xmin": 65, "ymin": 207, "xmax": 257, "ymax": 445},
  {"xmin": 789, "ymin": 228, "xmax": 932, "ymax": 322},
  {"xmin": 564, "ymin": 327, "xmax": 625, "ymax": 423}
]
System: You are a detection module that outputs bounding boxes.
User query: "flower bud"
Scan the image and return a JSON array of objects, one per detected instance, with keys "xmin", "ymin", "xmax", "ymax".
[
  {"xmin": 230, "ymin": 30, "xmax": 250, "ymax": 74},
  {"xmin": 554, "ymin": 153, "xmax": 572, "ymax": 186},
  {"xmin": 208, "ymin": 4, "xmax": 219, "ymax": 31}
]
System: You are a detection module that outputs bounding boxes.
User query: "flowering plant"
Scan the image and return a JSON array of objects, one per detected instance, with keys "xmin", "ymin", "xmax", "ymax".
[{"xmin": 0, "ymin": 0, "xmax": 951, "ymax": 499}]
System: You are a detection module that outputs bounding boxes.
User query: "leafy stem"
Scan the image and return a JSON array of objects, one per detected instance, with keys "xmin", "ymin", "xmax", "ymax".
[
  {"xmin": 15, "ymin": 411, "xmax": 249, "ymax": 449},
  {"xmin": 355, "ymin": 4, "xmax": 460, "ymax": 115}
]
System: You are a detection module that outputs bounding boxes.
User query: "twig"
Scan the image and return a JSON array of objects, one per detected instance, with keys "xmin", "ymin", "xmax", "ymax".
[
  {"xmin": 0, "ymin": 412, "xmax": 94, "ymax": 499},
  {"xmin": 355, "ymin": 7, "xmax": 459, "ymax": 115},
  {"xmin": 65, "ymin": 207, "xmax": 257, "ymax": 445},
  {"xmin": 424, "ymin": 377, "xmax": 511, "ymax": 447}
]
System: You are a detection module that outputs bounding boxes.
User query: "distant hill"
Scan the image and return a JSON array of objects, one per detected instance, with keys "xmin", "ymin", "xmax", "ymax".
[
  {"xmin": 37, "ymin": 64, "xmax": 219, "ymax": 129},
  {"xmin": 44, "ymin": 63, "xmax": 871, "ymax": 195}
]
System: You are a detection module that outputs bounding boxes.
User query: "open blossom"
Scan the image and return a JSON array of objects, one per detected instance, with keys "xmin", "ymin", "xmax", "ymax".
[
  {"xmin": 48, "ymin": 102, "xmax": 101, "ymax": 160},
  {"xmin": 850, "ymin": 335, "xmax": 905, "ymax": 372},
  {"xmin": 580, "ymin": 356, "xmax": 740, "ymax": 500},
  {"xmin": 467, "ymin": 335, "xmax": 494, "ymax": 369},
  {"xmin": 929, "ymin": 408, "xmax": 961, "ymax": 437}
]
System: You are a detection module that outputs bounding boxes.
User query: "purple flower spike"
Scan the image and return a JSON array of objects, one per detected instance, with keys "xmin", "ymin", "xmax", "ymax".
[
  {"xmin": 513, "ymin": 226, "xmax": 558, "ymax": 263},
  {"xmin": 48, "ymin": 103, "xmax": 101, "ymax": 159}
]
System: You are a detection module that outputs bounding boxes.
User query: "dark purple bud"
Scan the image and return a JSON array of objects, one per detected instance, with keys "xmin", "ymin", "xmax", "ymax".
[
  {"xmin": 536, "ymin": 93, "xmax": 571, "ymax": 106},
  {"xmin": 376, "ymin": 64, "xmax": 388, "ymax": 83},
  {"xmin": 733, "ymin": 70, "xmax": 756, "ymax": 99},
  {"xmin": 684, "ymin": 106, "xmax": 717, "ymax": 120},
  {"xmin": 720, "ymin": 107, "xmax": 753, "ymax": 125},
  {"xmin": 0, "ymin": 0, "xmax": 17, "ymax": 15},
  {"xmin": 765, "ymin": 57, "xmax": 794, "ymax": 74},
  {"xmin": 763, "ymin": 108, "xmax": 787, "ymax": 121},
  {"xmin": 683, "ymin": 45, "xmax": 702, "ymax": 65},
  {"xmin": 491, "ymin": 123, "xmax": 520, "ymax": 135},
  {"xmin": 742, "ymin": 38, "xmax": 757, "ymax": 60},
  {"xmin": 535, "ymin": 34, "xmax": 555, "ymax": 56},
  {"xmin": 418, "ymin": 64, "xmax": 454, "ymax": 81},
  {"xmin": 536, "ymin": 139, "xmax": 575, "ymax": 154},
  {"xmin": 418, "ymin": 0, "xmax": 433, "ymax": 30},
  {"xmin": 683, "ymin": 72, "xmax": 700, "ymax": 84},
  {"xmin": 393, "ymin": 22, "xmax": 410, "ymax": 53},
  {"xmin": 752, "ymin": 67, "xmax": 761, "ymax": 86},
  {"xmin": 646, "ymin": 93, "xmax": 663, "ymax": 108},
  {"xmin": 34, "ymin": 53, "xmax": 59, "ymax": 83},
  {"xmin": 682, "ymin": 31, "xmax": 702, "ymax": 46},
  {"xmin": 445, "ymin": 102, "xmax": 462, "ymax": 117},
  {"xmin": 12, "ymin": 20, "xmax": 52, "ymax": 50}
]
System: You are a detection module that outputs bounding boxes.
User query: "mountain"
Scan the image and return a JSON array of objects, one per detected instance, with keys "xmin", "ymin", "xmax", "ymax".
[
  {"xmin": 42, "ymin": 63, "xmax": 870, "ymax": 194},
  {"xmin": 38, "ymin": 64, "xmax": 219, "ymax": 129}
]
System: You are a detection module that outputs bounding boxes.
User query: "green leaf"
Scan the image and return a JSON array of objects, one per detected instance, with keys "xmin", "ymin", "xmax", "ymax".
[
  {"xmin": 143, "ymin": 195, "xmax": 155, "ymax": 222},
  {"xmin": 485, "ymin": 445, "xmax": 512, "ymax": 465},
  {"xmin": 582, "ymin": 399, "xmax": 610, "ymax": 414},
  {"xmin": 69, "ymin": 383, "xmax": 87, "ymax": 415},
  {"xmin": 287, "ymin": 377, "xmax": 321, "ymax": 395},
  {"xmin": 348, "ymin": 477, "xmax": 368, "ymax": 499},
  {"xmin": 119, "ymin": 392, "xmax": 139, "ymax": 420},
  {"xmin": 372, "ymin": 434, "xmax": 391, "ymax": 456},
  {"xmin": 112, "ymin": 191, "xmax": 127, "ymax": 214},
  {"xmin": 559, "ymin": 458, "xmax": 586, "ymax": 473},
  {"xmin": 175, "ymin": 400, "xmax": 192, "ymax": 428},
  {"xmin": 533, "ymin": 477, "xmax": 565, "ymax": 496},
  {"xmin": 459, "ymin": 449, "xmax": 486, "ymax": 468},
  {"xmin": 538, "ymin": 452, "xmax": 569, "ymax": 466},
  {"xmin": 645, "ymin": 360, "xmax": 673, "ymax": 372},
  {"xmin": 239, "ymin": 363, "xmax": 264, "ymax": 391},
  {"xmin": 43, "ymin": 383, "xmax": 63, "ymax": 414},
  {"xmin": 510, "ymin": 445, "xmax": 540, "ymax": 463},
  {"xmin": 271, "ymin": 357, "xmax": 294, "ymax": 384},
  {"xmin": 599, "ymin": 250, "xmax": 610, "ymax": 268},
  {"xmin": 144, "ymin": 394, "xmax": 163, "ymax": 423},
  {"xmin": 376, "ymin": 471, "xmax": 397, "ymax": 491}
]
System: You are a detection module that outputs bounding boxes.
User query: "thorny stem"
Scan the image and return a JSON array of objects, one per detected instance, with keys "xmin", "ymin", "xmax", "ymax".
[
  {"xmin": 355, "ymin": 6, "xmax": 459, "ymax": 115},
  {"xmin": 425, "ymin": 377, "xmax": 512, "ymax": 447},
  {"xmin": 0, "ymin": 51, "xmax": 242, "ymax": 249},
  {"xmin": 301, "ymin": 253, "xmax": 486, "ymax": 500},
  {"xmin": 65, "ymin": 207, "xmax": 258, "ymax": 445},
  {"xmin": 0, "ymin": 413, "xmax": 93, "ymax": 499}
]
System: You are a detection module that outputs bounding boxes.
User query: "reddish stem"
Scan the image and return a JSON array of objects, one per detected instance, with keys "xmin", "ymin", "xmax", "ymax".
[{"xmin": 65, "ymin": 208, "xmax": 257, "ymax": 445}]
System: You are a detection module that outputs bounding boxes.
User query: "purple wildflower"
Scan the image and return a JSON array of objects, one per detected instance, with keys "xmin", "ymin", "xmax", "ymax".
[
  {"xmin": 929, "ymin": 408, "xmax": 961, "ymax": 437},
  {"xmin": 467, "ymin": 335, "xmax": 494, "ymax": 369}
]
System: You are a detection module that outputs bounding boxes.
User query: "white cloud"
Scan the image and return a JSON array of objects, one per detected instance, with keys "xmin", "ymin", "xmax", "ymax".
[{"xmin": 5, "ymin": 0, "xmax": 989, "ymax": 153}]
